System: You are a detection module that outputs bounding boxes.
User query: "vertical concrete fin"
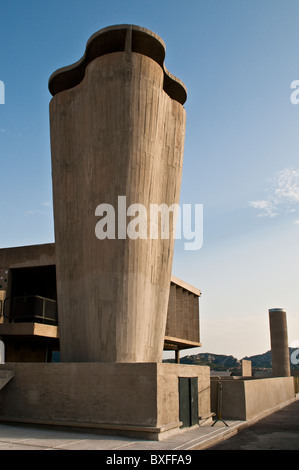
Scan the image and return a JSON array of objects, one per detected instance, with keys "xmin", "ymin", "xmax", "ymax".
[{"xmin": 125, "ymin": 25, "xmax": 132, "ymax": 52}]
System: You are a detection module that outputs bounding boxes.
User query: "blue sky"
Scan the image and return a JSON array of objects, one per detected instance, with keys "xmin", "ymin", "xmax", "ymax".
[{"xmin": 1, "ymin": 0, "xmax": 299, "ymax": 358}]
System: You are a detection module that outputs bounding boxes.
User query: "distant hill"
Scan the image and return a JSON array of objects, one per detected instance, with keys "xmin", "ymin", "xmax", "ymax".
[
  {"xmin": 242, "ymin": 350, "xmax": 272, "ymax": 368},
  {"xmin": 178, "ymin": 353, "xmax": 240, "ymax": 370},
  {"xmin": 164, "ymin": 348, "xmax": 299, "ymax": 370}
]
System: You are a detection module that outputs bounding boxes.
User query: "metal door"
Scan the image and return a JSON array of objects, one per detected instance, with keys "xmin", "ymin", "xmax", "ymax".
[{"xmin": 179, "ymin": 377, "xmax": 198, "ymax": 427}]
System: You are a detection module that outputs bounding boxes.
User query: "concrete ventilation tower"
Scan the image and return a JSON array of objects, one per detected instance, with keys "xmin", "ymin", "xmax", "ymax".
[
  {"xmin": 0, "ymin": 25, "xmax": 211, "ymax": 438},
  {"xmin": 48, "ymin": 25, "xmax": 187, "ymax": 363},
  {"xmin": 269, "ymin": 308, "xmax": 291, "ymax": 377}
]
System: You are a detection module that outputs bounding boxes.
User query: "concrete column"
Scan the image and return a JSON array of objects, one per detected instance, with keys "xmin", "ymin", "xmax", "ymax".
[
  {"xmin": 241, "ymin": 359, "xmax": 252, "ymax": 377},
  {"xmin": 269, "ymin": 308, "xmax": 291, "ymax": 377},
  {"xmin": 48, "ymin": 25, "xmax": 187, "ymax": 363},
  {"xmin": 0, "ymin": 340, "xmax": 4, "ymax": 364}
]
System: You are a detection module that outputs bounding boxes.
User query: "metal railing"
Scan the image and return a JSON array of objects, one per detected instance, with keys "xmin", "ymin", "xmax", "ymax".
[{"xmin": 3, "ymin": 295, "xmax": 58, "ymax": 325}]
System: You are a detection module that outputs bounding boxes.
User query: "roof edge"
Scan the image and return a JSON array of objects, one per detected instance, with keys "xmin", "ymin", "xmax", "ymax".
[{"xmin": 48, "ymin": 24, "xmax": 187, "ymax": 105}]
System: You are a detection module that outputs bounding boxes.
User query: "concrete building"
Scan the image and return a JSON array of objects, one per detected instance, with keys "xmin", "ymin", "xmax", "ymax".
[
  {"xmin": 0, "ymin": 25, "xmax": 211, "ymax": 439},
  {"xmin": 1, "ymin": 24, "xmax": 295, "ymax": 441},
  {"xmin": 49, "ymin": 24, "xmax": 187, "ymax": 364},
  {"xmin": 0, "ymin": 243, "xmax": 201, "ymax": 363}
]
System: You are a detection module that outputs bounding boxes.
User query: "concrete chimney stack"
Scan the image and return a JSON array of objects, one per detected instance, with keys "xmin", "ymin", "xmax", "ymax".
[
  {"xmin": 48, "ymin": 25, "xmax": 187, "ymax": 363},
  {"xmin": 269, "ymin": 308, "xmax": 291, "ymax": 377}
]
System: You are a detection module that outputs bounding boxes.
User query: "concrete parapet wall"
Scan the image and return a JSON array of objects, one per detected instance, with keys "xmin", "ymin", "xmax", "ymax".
[
  {"xmin": 157, "ymin": 363, "xmax": 210, "ymax": 425},
  {"xmin": 211, "ymin": 376, "xmax": 295, "ymax": 421},
  {"xmin": 0, "ymin": 243, "xmax": 56, "ymax": 269},
  {"xmin": 0, "ymin": 362, "xmax": 210, "ymax": 440}
]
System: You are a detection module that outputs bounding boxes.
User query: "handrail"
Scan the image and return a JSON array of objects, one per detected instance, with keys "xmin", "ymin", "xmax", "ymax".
[
  {"xmin": 3, "ymin": 295, "xmax": 58, "ymax": 325},
  {"xmin": 4, "ymin": 295, "xmax": 56, "ymax": 304}
]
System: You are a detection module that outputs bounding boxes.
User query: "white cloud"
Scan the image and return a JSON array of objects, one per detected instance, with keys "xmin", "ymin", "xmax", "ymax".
[
  {"xmin": 249, "ymin": 200, "xmax": 278, "ymax": 218},
  {"xmin": 249, "ymin": 168, "xmax": 299, "ymax": 219},
  {"xmin": 272, "ymin": 168, "xmax": 299, "ymax": 203},
  {"xmin": 25, "ymin": 202, "xmax": 52, "ymax": 216}
]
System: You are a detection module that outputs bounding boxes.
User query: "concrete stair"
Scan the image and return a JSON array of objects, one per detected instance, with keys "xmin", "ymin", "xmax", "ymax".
[{"xmin": 0, "ymin": 369, "xmax": 14, "ymax": 390}]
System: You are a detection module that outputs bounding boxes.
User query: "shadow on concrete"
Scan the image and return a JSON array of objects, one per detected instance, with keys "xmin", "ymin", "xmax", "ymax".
[{"xmin": 207, "ymin": 399, "xmax": 299, "ymax": 450}]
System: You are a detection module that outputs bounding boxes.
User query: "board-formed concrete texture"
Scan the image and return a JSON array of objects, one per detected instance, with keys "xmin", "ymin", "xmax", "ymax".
[
  {"xmin": 0, "ymin": 362, "xmax": 210, "ymax": 440},
  {"xmin": 48, "ymin": 25, "xmax": 187, "ymax": 363},
  {"xmin": 269, "ymin": 308, "xmax": 291, "ymax": 377},
  {"xmin": 241, "ymin": 359, "xmax": 252, "ymax": 377},
  {"xmin": 0, "ymin": 243, "xmax": 202, "ymax": 361},
  {"xmin": 210, "ymin": 376, "xmax": 295, "ymax": 421},
  {"xmin": 165, "ymin": 277, "xmax": 201, "ymax": 347}
]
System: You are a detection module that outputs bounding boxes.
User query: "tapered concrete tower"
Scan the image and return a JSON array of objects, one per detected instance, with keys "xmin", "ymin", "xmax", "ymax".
[
  {"xmin": 49, "ymin": 25, "xmax": 187, "ymax": 363},
  {"xmin": 269, "ymin": 308, "xmax": 291, "ymax": 377}
]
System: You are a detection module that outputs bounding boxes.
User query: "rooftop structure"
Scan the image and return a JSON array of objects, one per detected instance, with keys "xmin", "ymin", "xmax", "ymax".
[
  {"xmin": 0, "ymin": 242, "xmax": 201, "ymax": 363},
  {"xmin": 0, "ymin": 25, "xmax": 210, "ymax": 439},
  {"xmin": 1, "ymin": 24, "xmax": 295, "ymax": 444},
  {"xmin": 49, "ymin": 24, "xmax": 188, "ymax": 363}
]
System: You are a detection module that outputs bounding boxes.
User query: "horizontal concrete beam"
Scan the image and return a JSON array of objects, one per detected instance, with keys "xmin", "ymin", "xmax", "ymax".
[
  {"xmin": 0, "ymin": 323, "xmax": 59, "ymax": 339},
  {"xmin": 171, "ymin": 276, "xmax": 201, "ymax": 297},
  {"xmin": 164, "ymin": 336, "xmax": 202, "ymax": 350}
]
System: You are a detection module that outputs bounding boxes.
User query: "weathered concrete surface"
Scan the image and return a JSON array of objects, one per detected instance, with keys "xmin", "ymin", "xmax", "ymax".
[
  {"xmin": 211, "ymin": 376, "xmax": 295, "ymax": 421},
  {"xmin": 241, "ymin": 359, "xmax": 252, "ymax": 377},
  {"xmin": 0, "ymin": 244, "xmax": 56, "ymax": 270},
  {"xmin": 0, "ymin": 398, "xmax": 298, "ymax": 450},
  {"xmin": 49, "ymin": 25, "xmax": 187, "ymax": 363},
  {"xmin": 0, "ymin": 323, "xmax": 58, "ymax": 338},
  {"xmin": 165, "ymin": 280, "xmax": 200, "ymax": 347},
  {"xmin": 0, "ymin": 242, "xmax": 201, "ymax": 357},
  {"xmin": 0, "ymin": 363, "xmax": 209, "ymax": 440},
  {"xmin": 269, "ymin": 308, "xmax": 291, "ymax": 377},
  {"xmin": 157, "ymin": 364, "xmax": 210, "ymax": 427},
  {"xmin": 0, "ymin": 323, "xmax": 59, "ymax": 362},
  {"xmin": 48, "ymin": 24, "xmax": 187, "ymax": 105},
  {"xmin": 0, "ymin": 369, "xmax": 13, "ymax": 391},
  {"xmin": 208, "ymin": 398, "xmax": 299, "ymax": 450}
]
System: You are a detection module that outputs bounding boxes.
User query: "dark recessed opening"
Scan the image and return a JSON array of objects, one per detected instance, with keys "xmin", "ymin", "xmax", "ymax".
[
  {"xmin": 10, "ymin": 265, "xmax": 57, "ymax": 300},
  {"xmin": 5, "ymin": 265, "xmax": 58, "ymax": 325}
]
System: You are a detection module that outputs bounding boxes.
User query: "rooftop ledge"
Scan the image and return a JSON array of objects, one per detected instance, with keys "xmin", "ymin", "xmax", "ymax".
[
  {"xmin": 0, "ymin": 322, "xmax": 59, "ymax": 339},
  {"xmin": 48, "ymin": 24, "xmax": 187, "ymax": 105}
]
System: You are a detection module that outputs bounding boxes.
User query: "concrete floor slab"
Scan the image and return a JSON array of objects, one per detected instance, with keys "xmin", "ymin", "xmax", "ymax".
[
  {"xmin": 208, "ymin": 398, "xmax": 299, "ymax": 450},
  {"xmin": 0, "ymin": 396, "xmax": 298, "ymax": 451},
  {"xmin": 0, "ymin": 420, "xmax": 243, "ymax": 450}
]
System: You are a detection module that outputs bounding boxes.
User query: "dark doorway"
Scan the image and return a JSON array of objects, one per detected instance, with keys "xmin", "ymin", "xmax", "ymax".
[
  {"xmin": 179, "ymin": 377, "xmax": 198, "ymax": 428},
  {"xmin": 4, "ymin": 265, "xmax": 58, "ymax": 325}
]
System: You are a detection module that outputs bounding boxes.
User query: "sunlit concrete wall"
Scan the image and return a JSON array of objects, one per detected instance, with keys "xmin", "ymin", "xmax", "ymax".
[
  {"xmin": 211, "ymin": 376, "xmax": 295, "ymax": 421},
  {"xmin": 269, "ymin": 308, "xmax": 291, "ymax": 377},
  {"xmin": 0, "ymin": 362, "xmax": 210, "ymax": 440},
  {"xmin": 49, "ymin": 25, "xmax": 187, "ymax": 363}
]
